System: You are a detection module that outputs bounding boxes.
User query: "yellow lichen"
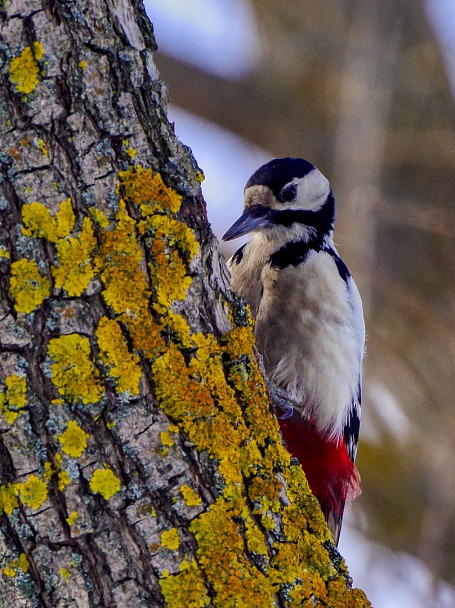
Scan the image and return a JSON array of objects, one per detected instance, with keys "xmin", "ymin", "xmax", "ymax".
[
  {"xmin": 89, "ymin": 467, "xmax": 121, "ymax": 500},
  {"xmin": 150, "ymin": 294, "xmax": 369, "ymax": 604},
  {"xmin": 0, "ymin": 374, "xmax": 27, "ymax": 424},
  {"xmin": 146, "ymin": 215, "xmax": 198, "ymax": 309},
  {"xmin": 0, "ymin": 484, "xmax": 19, "ymax": 515},
  {"xmin": 59, "ymin": 567, "xmax": 72, "ymax": 579},
  {"xmin": 160, "ymin": 559, "xmax": 210, "ymax": 608},
  {"xmin": 66, "ymin": 511, "xmax": 79, "ymax": 525},
  {"xmin": 96, "ymin": 201, "xmax": 164, "ymax": 359},
  {"xmin": 180, "ymin": 484, "xmax": 202, "ymax": 507},
  {"xmin": 190, "ymin": 498, "xmax": 278, "ymax": 607},
  {"xmin": 160, "ymin": 431, "xmax": 174, "ymax": 447},
  {"xmin": 9, "ymin": 258, "xmax": 51, "ymax": 313},
  {"xmin": 48, "ymin": 334, "xmax": 104, "ymax": 404},
  {"xmin": 0, "ymin": 246, "xmax": 10, "ymax": 259},
  {"xmin": 17, "ymin": 475, "xmax": 48, "ymax": 510},
  {"xmin": 95, "ymin": 317, "xmax": 142, "ymax": 395},
  {"xmin": 243, "ymin": 507, "xmax": 269, "ymax": 557},
  {"xmin": 2, "ymin": 553, "xmax": 30, "ymax": 578},
  {"xmin": 22, "ymin": 198, "xmax": 75, "ymax": 242},
  {"xmin": 9, "ymin": 42, "xmax": 45, "ymax": 94},
  {"xmin": 57, "ymin": 420, "xmax": 89, "ymax": 458},
  {"xmin": 160, "ymin": 528, "xmax": 180, "ymax": 551},
  {"xmin": 37, "ymin": 138, "xmax": 49, "ymax": 158},
  {"xmin": 18, "ymin": 553, "xmax": 29, "ymax": 573},
  {"xmin": 44, "ymin": 456, "xmax": 69, "ymax": 494},
  {"xmin": 52, "ymin": 217, "xmax": 97, "ymax": 296},
  {"xmin": 89, "ymin": 207, "xmax": 110, "ymax": 228},
  {"xmin": 58, "ymin": 470, "xmax": 71, "ymax": 492}
]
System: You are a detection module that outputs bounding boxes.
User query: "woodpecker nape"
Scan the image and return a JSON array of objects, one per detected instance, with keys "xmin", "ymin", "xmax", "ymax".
[{"xmin": 223, "ymin": 157, "xmax": 365, "ymax": 545}]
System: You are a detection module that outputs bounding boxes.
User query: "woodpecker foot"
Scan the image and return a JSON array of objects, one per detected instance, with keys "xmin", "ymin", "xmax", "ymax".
[
  {"xmin": 266, "ymin": 380, "xmax": 301, "ymax": 420},
  {"xmin": 254, "ymin": 348, "xmax": 302, "ymax": 420}
]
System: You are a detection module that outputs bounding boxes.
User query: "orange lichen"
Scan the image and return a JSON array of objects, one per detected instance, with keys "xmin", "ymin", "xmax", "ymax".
[
  {"xmin": 48, "ymin": 334, "xmax": 104, "ymax": 404},
  {"xmin": 57, "ymin": 420, "xmax": 89, "ymax": 458},
  {"xmin": 150, "ymin": 285, "xmax": 370, "ymax": 605},
  {"xmin": 118, "ymin": 165, "xmax": 182, "ymax": 215},
  {"xmin": 9, "ymin": 258, "xmax": 51, "ymax": 314},
  {"xmin": 89, "ymin": 207, "xmax": 110, "ymax": 228},
  {"xmin": 9, "ymin": 42, "xmax": 45, "ymax": 94},
  {"xmin": 37, "ymin": 138, "xmax": 49, "ymax": 158},
  {"xmin": 96, "ymin": 317, "xmax": 142, "ymax": 394},
  {"xmin": 43, "ymin": 454, "xmax": 72, "ymax": 492},
  {"xmin": 57, "ymin": 470, "xmax": 71, "ymax": 491},
  {"xmin": 149, "ymin": 237, "xmax": 193, "ymax": 309},
  {"xmin": 89, "ymin": 467, "xmax": 121, "ymax": 500}
]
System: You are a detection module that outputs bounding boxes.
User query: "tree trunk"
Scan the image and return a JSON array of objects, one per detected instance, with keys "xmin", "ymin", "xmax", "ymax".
[{"xmin": 0, "ymin": 1, "xmax": 370, "ymax": 606}]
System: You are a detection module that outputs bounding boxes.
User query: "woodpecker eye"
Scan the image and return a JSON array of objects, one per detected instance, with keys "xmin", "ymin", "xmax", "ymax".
[{"xmin": 279, "ymin": 184, "xmax": 297, "ymax": 203}]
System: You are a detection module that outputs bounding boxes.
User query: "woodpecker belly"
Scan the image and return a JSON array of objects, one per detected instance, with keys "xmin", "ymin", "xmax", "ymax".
[{"xmin": 255, "ymin": 248, "xmax": 360, "ymax": 437}]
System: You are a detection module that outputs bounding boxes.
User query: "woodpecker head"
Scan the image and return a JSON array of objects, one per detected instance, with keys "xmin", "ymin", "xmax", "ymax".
[{"xmin": 222, "ymin": 157, "xmax": 335, "ymax": 242}]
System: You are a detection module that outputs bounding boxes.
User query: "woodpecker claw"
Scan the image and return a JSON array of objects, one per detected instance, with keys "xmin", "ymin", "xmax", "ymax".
[
  {"xmin": 277, "ymin": 405, "xmax": 294, "ymax": 420},
  {"xmin": 265, "ymin": 377, "xmax": 299, "ymax": 420}
]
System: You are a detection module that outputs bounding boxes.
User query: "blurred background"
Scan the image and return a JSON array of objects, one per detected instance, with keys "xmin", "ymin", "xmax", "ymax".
[{"xmin": 144, "ymin": 1, "xmax": 455, "ymax": 606}]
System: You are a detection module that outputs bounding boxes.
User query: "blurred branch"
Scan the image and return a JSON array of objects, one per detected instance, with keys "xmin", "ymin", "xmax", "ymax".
[{"xmin": 155, "ymin": 53, "xmax": 328, "ymax": 161}]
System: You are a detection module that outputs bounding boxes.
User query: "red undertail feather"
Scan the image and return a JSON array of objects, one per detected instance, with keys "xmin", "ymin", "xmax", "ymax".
[{"xmin": 278, "ymin": 415, "xmax": 360, "ymax": 544}]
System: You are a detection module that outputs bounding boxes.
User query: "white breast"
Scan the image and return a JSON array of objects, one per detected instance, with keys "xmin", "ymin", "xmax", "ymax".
[{"xmin": 254, "ymin": 250, "xmax": 362, "ymax": 437}]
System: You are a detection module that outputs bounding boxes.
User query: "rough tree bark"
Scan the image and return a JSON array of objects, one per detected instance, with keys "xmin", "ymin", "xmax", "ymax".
[{"xmin": 0, "ymin": 1, "xmax": 371, "ymax": 606}]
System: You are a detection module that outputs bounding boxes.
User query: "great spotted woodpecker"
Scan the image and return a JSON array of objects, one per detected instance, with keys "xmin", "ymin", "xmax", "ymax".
[{"xmin": 223, "ymin": 157, "xmax": 365, "ymax": 544}]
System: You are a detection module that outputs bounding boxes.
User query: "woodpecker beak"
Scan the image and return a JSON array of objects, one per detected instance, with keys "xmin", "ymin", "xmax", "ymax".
[{"xmin": 222, "ymin": 205, "xmax": 272, "ymax": 241}]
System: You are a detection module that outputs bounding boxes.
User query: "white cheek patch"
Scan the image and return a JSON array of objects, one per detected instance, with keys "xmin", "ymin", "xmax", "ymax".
[{"xmin": 292, "ymin": 169, "xmax": 331, "ymax": 211}]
